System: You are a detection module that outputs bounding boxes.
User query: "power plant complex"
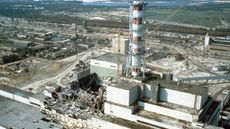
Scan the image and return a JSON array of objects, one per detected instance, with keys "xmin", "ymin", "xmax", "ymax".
[
  {"xmin": 90, "ymin": 1, "xmax": 223, "ymax": 129},
  {"xmin": 0, "ymin": 1, "xmax": 230, "ymax": 129}
]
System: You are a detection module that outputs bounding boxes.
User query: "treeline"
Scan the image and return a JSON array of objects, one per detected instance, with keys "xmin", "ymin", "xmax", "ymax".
[
  {"xmin": 186, "ymin": 3, "xmax": 230, "ymax": 11},
  {"xmin": 0, "ymin": 2, "xmax": 229, "ymax": 37}
]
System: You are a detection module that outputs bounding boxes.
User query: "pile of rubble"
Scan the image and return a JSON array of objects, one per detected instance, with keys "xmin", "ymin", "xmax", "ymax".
[
  {"xmin": 75, "ymin": 60, "xmax": 89, "ymax": 72},
  {"xmin": 44, "ymin": 85, "xmax": 105, "ymax": 120}
]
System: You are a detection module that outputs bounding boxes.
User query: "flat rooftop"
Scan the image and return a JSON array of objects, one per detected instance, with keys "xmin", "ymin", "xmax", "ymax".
[
  {"xmin": 118, "ymin": 76, "xmax": 208, "ymax": 95},
  {"xmin": 108, "ymin": 80, "xmax": 140, "ymax": 90},
  {"xmin": 106, "ymin": 77, "xmax": 208, "ymax": 95},
  {"xmin": 0, "ymin": 96, "xmax": 62, "ymax": 129},
  {"xmin": 91, "ymin": 52, "xmax": 126, "ymax": 64},
  {"xmin": 150, "ymin": 80, "xmax": 208, "ymax": 95}
]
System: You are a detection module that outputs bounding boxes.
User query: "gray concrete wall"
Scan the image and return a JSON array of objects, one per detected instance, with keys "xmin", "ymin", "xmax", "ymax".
[
  {"xmin": 76, "ymin": 69, "xmax": 90, "ymax": 80},
  {"xmin": 106, "ymin": 86, "xmax": 130, "ymax": 106},
  {"xmin": 90, "ymin": 65, "xmax": 118, "ymax": 77},
  {"xmin": 138, "ymin": 101, "xmax": 193, "ymax": 122},
  {"xmin": 129, "ymin": 86, "xmax": 139, "ymax": 105},
  {"xmin": 159, "ymin": 87, "xmax": 197, "ymax": 108}
]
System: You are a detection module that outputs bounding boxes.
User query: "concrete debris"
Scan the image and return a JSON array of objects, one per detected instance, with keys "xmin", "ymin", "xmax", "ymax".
[{"xmin": 43, "ymin": 84, "xmax": 105, "ymax": 120}]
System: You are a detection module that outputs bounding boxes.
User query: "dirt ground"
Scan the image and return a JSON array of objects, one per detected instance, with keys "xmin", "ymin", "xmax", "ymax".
[{"xmin": 0, "ymin": 57, "xmax": 73, "ymax": 87}]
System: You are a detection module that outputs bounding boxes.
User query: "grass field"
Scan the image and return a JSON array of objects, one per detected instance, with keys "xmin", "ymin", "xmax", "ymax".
[
  {"xmin": 0, "ymin": 1, "xmax": 229, "ymax": 28},
  {"xmin": 146, "ymin": 4, "xmax": 230, "ymax": 27}
]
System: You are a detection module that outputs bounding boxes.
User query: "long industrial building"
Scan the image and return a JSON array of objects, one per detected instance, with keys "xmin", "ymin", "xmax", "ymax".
[
  {"xmin": 103, "ymin": 79, "xmax": 220, "ymax": 129},
  {"xmin": 205, "ymin": 34, "xmax": 230, "ymax": 51}
]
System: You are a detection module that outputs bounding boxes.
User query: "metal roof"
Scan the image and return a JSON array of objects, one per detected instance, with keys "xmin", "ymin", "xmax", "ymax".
[
  {"xmin": 92, "ymin": 52, "xmax": 126, "ymax": 64},
  {"xmin": 154, "ymin": 80, "xmax": 208, "ymax": 95},
  {"xmin": 0, "ymin": 96, "xmax": 62, "ymax": 129}
]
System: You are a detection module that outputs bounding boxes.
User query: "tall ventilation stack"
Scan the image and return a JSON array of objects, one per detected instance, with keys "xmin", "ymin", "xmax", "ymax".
[{"xmin": 125, "ymin": 1, "xmax": 147, "ymax": 78}]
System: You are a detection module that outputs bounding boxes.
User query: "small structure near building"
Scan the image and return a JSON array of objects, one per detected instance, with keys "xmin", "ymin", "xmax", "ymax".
[
  {"xmin": 112, "ymin": 37, "xmax": 129, "ymax": 55},
  {"xmin": 71, "ymin": 60, "xmax": 90, "ymax": 81}
]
